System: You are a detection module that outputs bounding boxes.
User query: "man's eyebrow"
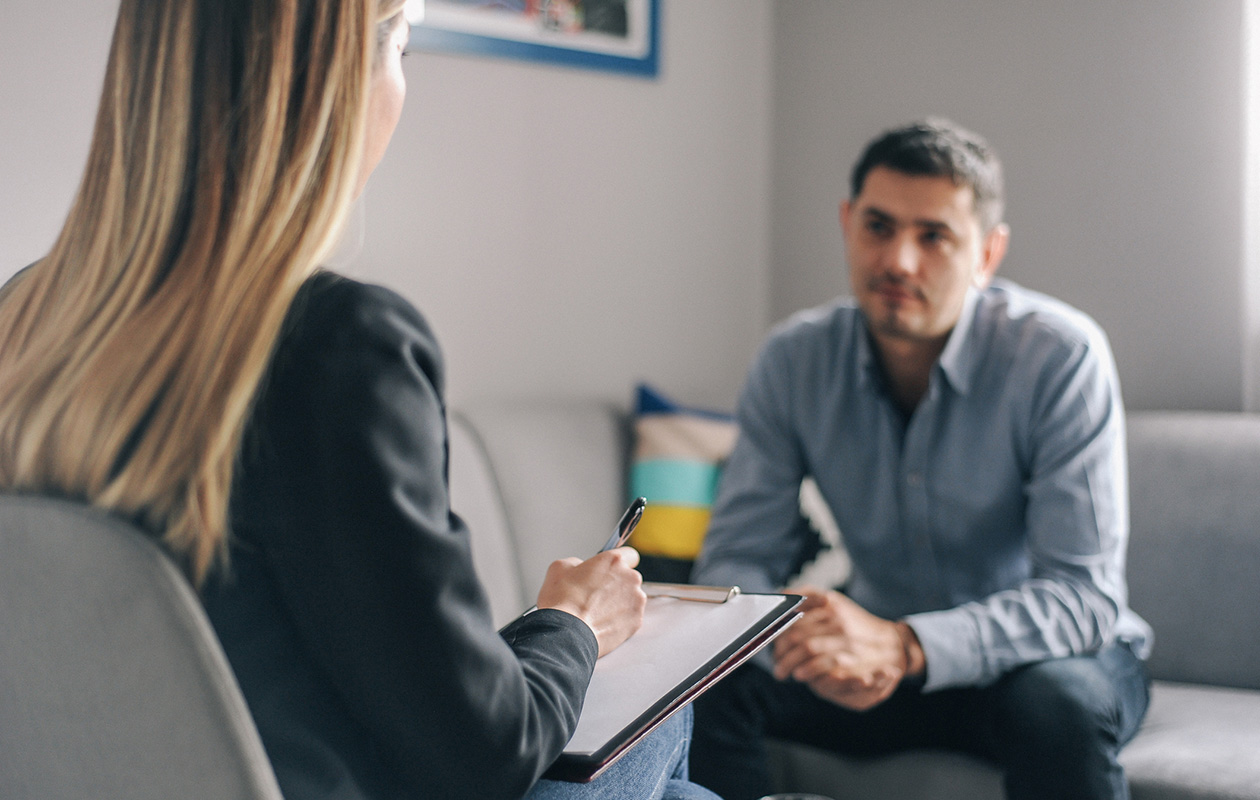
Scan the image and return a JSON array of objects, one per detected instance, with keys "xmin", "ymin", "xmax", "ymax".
[
  {"xmin": 915, "ymin": 219, "xmax": 955, "ymax": 234},
  {"xmin": 861, "ymin": 207, "xmax": 956, "ymax": 235},
  {"xmin": 861, "ymin": 207, "xmax": 896, "ymax": 224}
]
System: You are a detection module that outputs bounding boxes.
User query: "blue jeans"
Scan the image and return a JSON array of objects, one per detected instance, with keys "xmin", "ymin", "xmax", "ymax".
[
  {"xmin": 528, "ymin": 705, "xmax": 721, "ymax": 800},
  {"xmin": 690, "ymin": 642, "xmax": 1150, "ymax": 800}
]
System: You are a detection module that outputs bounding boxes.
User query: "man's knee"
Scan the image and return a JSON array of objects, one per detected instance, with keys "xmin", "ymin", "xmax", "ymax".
[
  {"xmin": 690, "ymin": 665, "xmax": 782, "ymax": 800},
  {"xmin": 693, "ymin": 662, "xmax": 777, "ymax": 749},
  {"xmin": 995, "ymin": 656, "xmax": 1125, "ymax": 753}
]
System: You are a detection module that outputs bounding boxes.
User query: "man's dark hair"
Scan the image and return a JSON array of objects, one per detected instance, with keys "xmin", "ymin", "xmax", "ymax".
[{"xmin": 850, "ymin": 118, "xmax": 1005, "ymax": 232}]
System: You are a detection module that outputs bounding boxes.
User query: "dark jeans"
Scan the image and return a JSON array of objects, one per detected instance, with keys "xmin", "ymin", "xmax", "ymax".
[{"xmin": 690, "ymin": 642, "xmax": 1150, "ymax": 800}]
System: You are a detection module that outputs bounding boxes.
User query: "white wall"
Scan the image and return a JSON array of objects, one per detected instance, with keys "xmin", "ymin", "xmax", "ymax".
[
  {"xmin": 0, "ymin": 0, "xmax": 773, "ymax": 412},
  {"xmin": 361, "ymin": 1, "xmax": 773, "ymax": 408},
  {"xmin": 770, "ymin": 0, "xmax": 1247, "ymax": 411},
  {"xmin": 0, "ymin": 2, "xmax": 117, "ymax": 274},
  {"xmin": 3, "ymin": 1, "xmax": 1250, "ymax": 412}
]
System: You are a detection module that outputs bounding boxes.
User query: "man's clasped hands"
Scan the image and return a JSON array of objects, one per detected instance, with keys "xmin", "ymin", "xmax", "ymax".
[{"xmin": 772, "ymin": 587, "xmax": 927, "ymax": 710}]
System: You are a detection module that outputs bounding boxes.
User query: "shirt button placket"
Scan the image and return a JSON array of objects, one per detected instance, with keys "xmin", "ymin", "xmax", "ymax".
[
  {"xmin": 904, "ymin": 470, "xmax": 930, "ymax": 546},
  {"xmin": 901, "ymin": 405, "xmax": 938, "ymax": 609}
]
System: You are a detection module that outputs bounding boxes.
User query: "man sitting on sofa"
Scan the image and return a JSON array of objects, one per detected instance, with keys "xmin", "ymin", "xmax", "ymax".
[{"xmin": 688, "ymin": 119, "xmax": 1153, "ymax": 800}]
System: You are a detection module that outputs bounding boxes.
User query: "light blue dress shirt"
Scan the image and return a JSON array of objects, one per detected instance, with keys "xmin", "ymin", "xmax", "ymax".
[{"xmin": 692, "ymin": 280, "xmax": 1152, "ymax": 692}]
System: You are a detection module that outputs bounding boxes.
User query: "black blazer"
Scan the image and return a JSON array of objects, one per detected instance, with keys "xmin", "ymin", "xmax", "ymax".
[{"xmin": 204, "ymin": 272, "xmax": 597, "ymax": 800}]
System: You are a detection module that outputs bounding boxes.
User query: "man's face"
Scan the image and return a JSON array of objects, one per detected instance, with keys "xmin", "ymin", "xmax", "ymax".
[{"xmin": 842, "ymin": 166, "xmax": 1007, "ymax": 349}]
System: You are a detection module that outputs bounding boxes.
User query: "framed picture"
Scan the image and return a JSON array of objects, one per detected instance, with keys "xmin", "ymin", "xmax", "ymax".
[{"xmin": 407, "ymin": 0, "xmax": 660, "ymax": 78}]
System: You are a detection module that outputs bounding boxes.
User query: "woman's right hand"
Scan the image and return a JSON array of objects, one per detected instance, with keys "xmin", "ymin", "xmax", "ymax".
[{"xmin": 535, "ymin": 546, "xmax": 646, "ymax": 657}]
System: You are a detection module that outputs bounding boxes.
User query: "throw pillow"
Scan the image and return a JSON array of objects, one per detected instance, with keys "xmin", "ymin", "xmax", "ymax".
[{"xmin": 628, "ymin": 384, "xmax": 738, "ymax": 579}]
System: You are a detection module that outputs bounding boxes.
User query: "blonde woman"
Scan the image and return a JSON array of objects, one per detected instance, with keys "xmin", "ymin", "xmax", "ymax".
[{"xmin": 0, "ymin": 2, "xmax": 718, "ymax": 799}]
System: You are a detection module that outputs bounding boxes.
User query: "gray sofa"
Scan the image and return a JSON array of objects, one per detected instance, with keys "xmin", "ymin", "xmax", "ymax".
[{"xmin": 449, "ymin": 403, "xmax": 1260, "ymax": 800}]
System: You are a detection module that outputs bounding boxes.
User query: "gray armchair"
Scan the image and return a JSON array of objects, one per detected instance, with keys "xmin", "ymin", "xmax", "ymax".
[{"xmin": 0, "ymin": 494, "xmax": 282, "ymax": 800}]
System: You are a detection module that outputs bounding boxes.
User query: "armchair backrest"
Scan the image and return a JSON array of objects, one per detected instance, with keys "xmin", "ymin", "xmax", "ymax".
[{"xmin": 0, "ymin": 494, "xmax": 283, "ymax": 800}]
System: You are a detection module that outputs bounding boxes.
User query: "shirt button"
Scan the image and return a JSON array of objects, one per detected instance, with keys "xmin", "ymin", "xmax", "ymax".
[{"xmin": 905, "ymin": 472, "xmax": 924, "ymax": 487}]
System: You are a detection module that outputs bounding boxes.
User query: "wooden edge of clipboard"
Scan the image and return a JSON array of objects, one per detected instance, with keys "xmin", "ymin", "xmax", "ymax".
[{"xmin": 543, "ymin": 592, "xmax": 804, "ymax": 784}]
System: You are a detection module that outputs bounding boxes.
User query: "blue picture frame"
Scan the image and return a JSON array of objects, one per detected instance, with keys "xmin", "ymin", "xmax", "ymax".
[{"xmin": 407, "ymin": 0, "xmax": 659, "ymax": 78}]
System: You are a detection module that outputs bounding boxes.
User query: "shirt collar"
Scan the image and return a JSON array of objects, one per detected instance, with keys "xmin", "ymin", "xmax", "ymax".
[
  {"xmin": 936, "ymin": 287, "xmax": 982, "ymax": 396},
  {"xmin": 855, "ymin": 287, "xmax": 984, "ymax": 397}
]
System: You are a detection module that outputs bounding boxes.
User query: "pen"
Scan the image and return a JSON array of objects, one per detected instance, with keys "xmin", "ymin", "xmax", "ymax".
[
  {"xmin": 600, "ymin": 496, "xmax": 647, "ymax": 555},
  {"xmin": 517, "ymin": 497, "xmax": 647, "ymax": 619}
]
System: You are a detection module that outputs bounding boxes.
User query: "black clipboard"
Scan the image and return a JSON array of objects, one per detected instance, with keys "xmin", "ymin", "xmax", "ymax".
[{"xmin": 544, "ymin": 590, "xmax": 803, "ymax": 783}]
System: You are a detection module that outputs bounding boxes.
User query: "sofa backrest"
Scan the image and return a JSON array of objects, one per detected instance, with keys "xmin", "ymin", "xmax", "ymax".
[
  {"xmin": 450, "ymin": 401, "xmax": 631, "ymax": 627},
  {"xmin": 1125, "ymin": 411, "xmax": 1260, "ymax": 691},
  {"xmin": 449, "ymin": 411, "xmax": 525, "ymax": 627},
  {"xmin": 450, "ymin": 403, "xmax": 1260, "ymax": 690}
]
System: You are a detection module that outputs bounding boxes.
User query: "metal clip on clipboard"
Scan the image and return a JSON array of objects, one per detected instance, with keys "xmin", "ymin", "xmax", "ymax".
[{"xmin": 642, "ymin": 583, "xmax": 741, "ymax": 604}]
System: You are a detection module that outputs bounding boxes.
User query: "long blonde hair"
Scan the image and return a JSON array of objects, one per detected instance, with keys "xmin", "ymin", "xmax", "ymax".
[{"xmin": 0, "ymin": 0, "xmax": 408, "ymax": 584}]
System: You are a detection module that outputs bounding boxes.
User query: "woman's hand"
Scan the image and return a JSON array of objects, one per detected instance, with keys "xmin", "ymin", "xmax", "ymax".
[{"xmin": 535, "ymin": 546, "xmax": 646, "ymax": 657}]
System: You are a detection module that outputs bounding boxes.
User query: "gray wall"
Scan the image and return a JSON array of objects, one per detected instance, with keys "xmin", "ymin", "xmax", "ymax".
[
  {"xmin": 0, "ymin": 2, "xmax": 117, "ymax": 275},
  {"xmin": 0, "ymin": 0, "xmax": 773, "ymax": 411},
  {"xmin": 770, "ymin": 0, "xmax": 1247, "ymax": 411},
  {"xmin": 1, "ymin": 1, "xmax": 1252, "ymax": 412},
  {"xmin": 361, "ymin": 1, "xmax": 773, "ymax": 407}
]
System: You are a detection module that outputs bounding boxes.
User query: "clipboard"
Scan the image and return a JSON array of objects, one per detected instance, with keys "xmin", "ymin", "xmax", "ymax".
[{"xmin": 543, "ymin": 587, "xmax": 803, "ymax": 783}]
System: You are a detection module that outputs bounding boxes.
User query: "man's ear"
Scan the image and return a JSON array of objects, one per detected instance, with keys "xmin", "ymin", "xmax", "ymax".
[
  {"xmin": 839, "ymin": 200, "xmax": 852, "ymax": 234},
  {"xmin": 974, "ymin": 223, "xmax": 1010, "ymax": 288}
]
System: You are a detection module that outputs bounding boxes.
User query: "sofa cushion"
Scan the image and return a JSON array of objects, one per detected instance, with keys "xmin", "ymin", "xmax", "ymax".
[
  {"xmin": 767, "ymin": 740, "xmax": 1003, "ymax": 800},
  {"xmin": 769, "ymin": 680, "xmax": 1260, "ymax": 800},
  {"xmin": 1125, "ymin": 412, "xmax": 1260, "ymax": 690},
  {"xmin": 1120, "ymin": 681, "xmax": 1260, "ymax": 799}
]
